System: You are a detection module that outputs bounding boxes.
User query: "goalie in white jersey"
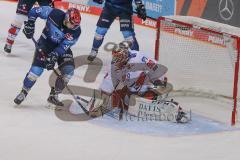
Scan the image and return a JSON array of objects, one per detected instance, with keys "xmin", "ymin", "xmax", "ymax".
[{"xmin": 88, "ymin": 41, "xmax": 189, "ymax": 122}]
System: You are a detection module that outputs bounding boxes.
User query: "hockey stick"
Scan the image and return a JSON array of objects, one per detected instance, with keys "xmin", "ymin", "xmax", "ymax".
[
  {"xmin": 31, "ymin": 37, "xmax": 90, "ymax": 114},
  {"xmin": 31, "ymin": 38, "xmax": 121, "ymax": 120},
  {"xmin": 53, "ymin": 68, "xmax": 119, "ymax": 120},
  {"xmin": 32, "ymin": 37, "xmax": 41, "ymax": 52},
  {"xmin": 52, "ymin": 69, "xmax": 90, "ymax": 114}
]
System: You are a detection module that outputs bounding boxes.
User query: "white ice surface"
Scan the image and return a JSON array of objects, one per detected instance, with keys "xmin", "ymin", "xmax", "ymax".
[{"xmin": 0, "ymin": 1, "xmax": 240, "ymax": 160}]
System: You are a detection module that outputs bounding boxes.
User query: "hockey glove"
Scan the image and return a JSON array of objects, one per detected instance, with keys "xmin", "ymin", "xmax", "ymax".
[
  {"xmin": 153, "ymin": 77, "xmax": 167, "ymax": 87},
  {"xmin": 136, "ymin": 2, "xmax": 147, "ymax": 21},
  {"xmin": 93, "ymin": 0, "xmax": 104, "ymax": 4},
  {"xmin": 23, "ymin": 20, "xmax": 35, "ymax": 39},
  {"xmin": 45, "ymin": 52, "xmax": 58, "ymax": 70}
]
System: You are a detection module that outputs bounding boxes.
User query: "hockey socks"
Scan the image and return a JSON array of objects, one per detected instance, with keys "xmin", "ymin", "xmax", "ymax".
[
  {"xmin": 4, "ymin": 24, "xmax": 21, "ymax": 53},
  {"xmin": 88, "ymin": 27, "xmax": 108, "ymax": 61}
]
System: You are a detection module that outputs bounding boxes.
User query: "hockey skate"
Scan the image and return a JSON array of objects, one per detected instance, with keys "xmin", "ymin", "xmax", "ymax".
[
  {"xmin": 47, "ymin": 87, "xmax": 64, "ymax": 109},
  {"xmin": 14, "ymin": 89, "xmax": 28, "ymax": 105},
  {"xmin": 163, "ymin": 99, "xmax": 191, "ymax": 123},
  {"xmin": 176, "ymin": 106, "xmax": 189, "ymax": 123},
  {"xmin": 4, "ymin": 43, "xmax": 12, "ymax": 53},
  {"xmin": 87, "ymin": 49, "xmax": 98, "ymax": 62}
]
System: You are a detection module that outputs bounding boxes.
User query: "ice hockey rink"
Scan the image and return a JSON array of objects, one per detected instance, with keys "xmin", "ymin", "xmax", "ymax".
[{"xmin": 0, "ymin": 1, "xmax": 240, "ymax": 160}]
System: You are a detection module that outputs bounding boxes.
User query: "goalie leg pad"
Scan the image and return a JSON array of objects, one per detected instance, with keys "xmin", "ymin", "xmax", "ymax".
[
  {"xmin": 128, "ymin": 96, "xmax": 191, "ymax": 123},
  {"xmin": 88, "ymin": 91, "xmax": 111, "ymax": 117}
]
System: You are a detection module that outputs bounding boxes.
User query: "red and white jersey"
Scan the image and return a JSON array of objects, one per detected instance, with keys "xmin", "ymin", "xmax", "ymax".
[{"xmin": 100, "ymin": 50, "xmax": 168, "ymax": 94}]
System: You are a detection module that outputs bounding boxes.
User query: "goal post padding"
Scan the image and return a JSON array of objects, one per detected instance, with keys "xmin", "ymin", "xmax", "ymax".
[{"xmin": 155, "ymin": 17, "xmax": 240, "ymax": 125}]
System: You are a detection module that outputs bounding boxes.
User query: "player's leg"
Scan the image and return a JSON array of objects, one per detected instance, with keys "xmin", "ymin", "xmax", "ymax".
[
  {"xmin": 119, "ymin": 13, "xmax": 139, "ymax": 51},
  {"xmin": 4, "ymin": 0, "xmax": 36, "ymax": 53},
  {"xmin": 47, "ymin": 49, "xmax": 75, "ymax": 106},
  {"xmin": 14, "ymin": 66, "xmax": 44, "ymax": 105},
  {"xmin": 88, "ymin": 7, "xmax": 116, "ymax": 61},
  {"xmin": 14, "ymin": 39, "xmax": 47, "ymax": 105}
]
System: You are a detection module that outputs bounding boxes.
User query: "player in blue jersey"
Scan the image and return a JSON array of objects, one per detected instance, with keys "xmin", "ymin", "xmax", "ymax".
[
  {"xmin": 4, "ymin": 0, "xmax": 54, "ymax": 54},
  {"xmin": 14, "ymin": 6, "xmax": 81, "ymax": 107},
  {"xmin": 87, "ymin": 0, "xmax": 147, "ymax": 61}
]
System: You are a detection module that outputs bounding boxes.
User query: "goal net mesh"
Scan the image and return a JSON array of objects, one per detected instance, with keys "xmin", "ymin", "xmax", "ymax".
[{"xmin": 155, "ymin": 17, "xmax": 240, "ymax": 125}]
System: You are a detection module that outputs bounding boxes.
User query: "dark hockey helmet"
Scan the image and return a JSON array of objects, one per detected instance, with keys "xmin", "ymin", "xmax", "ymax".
[
  {"xmin": 64, "ymin": 8, "xmax": 81, "ymax": 28},
  {"xmin": 112, "ymin": 41, "xmax": 132, "ymax": 64}
]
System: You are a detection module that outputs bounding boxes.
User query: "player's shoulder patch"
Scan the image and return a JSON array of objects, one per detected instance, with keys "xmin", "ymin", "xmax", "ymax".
[
  {"xmin": 65, "ymin": 33, "xmax": 74, "ymax": 41},
  {"xmin": 35, "ymin": 7, "xmax": 43, "ymax": 13},
  {"xmin": 141, "ymin": 56, "xmax": 148, "ymax": 63},
  {"xmin": 141, "ymin": 55, "xmax": 157, "ymax": 70}
]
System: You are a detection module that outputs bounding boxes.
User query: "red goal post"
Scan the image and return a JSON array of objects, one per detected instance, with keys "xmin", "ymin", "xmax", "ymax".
[{"xmin": 154, "ymin": 17, "xmax": 240, "ymax": 125}]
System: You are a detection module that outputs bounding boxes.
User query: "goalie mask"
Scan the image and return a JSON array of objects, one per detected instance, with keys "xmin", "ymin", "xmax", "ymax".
[{"xmin": 111, "ymin": 41, "xmax": 131, "ymax": 65}]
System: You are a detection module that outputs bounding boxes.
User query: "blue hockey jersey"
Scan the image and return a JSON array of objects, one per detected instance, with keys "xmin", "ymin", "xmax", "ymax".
[
  {"xmin": 28, "ymin": 6, "xmax": 81, "ymax": 56},
  {"xmin": 105, "ymin": 0, "xmax": 142, "ymax": 14}
]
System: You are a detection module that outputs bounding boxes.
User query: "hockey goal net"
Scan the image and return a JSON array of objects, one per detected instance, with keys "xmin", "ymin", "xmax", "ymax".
[{"xmin": 155, "ymin": 17, "xmax": 240, "ymax": 125}]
